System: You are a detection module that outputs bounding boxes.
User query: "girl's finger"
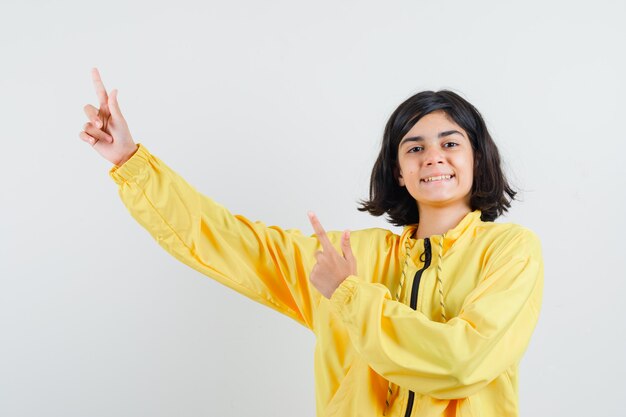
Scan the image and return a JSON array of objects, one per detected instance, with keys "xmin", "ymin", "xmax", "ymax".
[
  {"xmin": 108, "ymin": 89, "xmax": 123, "ymax": 119},
  {"xmin": 341, "ymin": 230, "xmax": 354, "ymax": 260},
  {"xmin": 79, "ymin": 131, "xmax": 98, "ymax": 146},
  {"xmin": 83, "ymin": 122, "xmax": 113, "ymax": 143},
  {"xmin": 307, "ymin": 211, "xmax": 334, "ymax": 253},
  {"xmin": 91, "ymin": 67, "xmax": 109, "ymax": 108},
  {"xmin": 342, "ymin": 230, "xmax": 357, "ymax": 274},
  {"xmin": 83, "ymin": 104, "xmax": 102, "ymax": 128}
]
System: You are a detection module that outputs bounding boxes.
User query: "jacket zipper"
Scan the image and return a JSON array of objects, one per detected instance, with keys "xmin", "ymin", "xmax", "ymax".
[{"xmin": 403, "ymin": 237, "xmax": 432, "ymax": 417}]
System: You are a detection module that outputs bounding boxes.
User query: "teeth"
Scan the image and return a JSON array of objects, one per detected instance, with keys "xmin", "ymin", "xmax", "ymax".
[{"xmin": 423, "ymin": 175, "xmax": 453, "ymax": 183}]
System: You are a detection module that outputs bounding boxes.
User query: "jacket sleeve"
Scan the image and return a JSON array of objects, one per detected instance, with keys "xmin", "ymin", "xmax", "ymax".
[
  {"xmin": 109, "ymin": 143, "xmax": 337, "ymax": 331},
  {"xmin": 328, "ymin": 229, "xmax": 544, "ymax": 399}
]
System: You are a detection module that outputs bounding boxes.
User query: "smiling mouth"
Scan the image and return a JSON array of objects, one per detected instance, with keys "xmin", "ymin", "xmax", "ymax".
[{"xmin": 421, "ymin": 174, "xmax": 455, "ymax": 183}]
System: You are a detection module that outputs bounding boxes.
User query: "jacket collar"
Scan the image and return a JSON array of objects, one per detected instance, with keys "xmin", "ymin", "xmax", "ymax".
[{"xmin": 400, "ymin": 209, "xmax": 483, "ymax": 252}]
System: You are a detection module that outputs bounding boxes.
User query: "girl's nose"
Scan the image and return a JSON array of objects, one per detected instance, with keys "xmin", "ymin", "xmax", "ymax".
[{"xmin": 423, "ymin": 147, "xmax": 445, "ymax": 165}]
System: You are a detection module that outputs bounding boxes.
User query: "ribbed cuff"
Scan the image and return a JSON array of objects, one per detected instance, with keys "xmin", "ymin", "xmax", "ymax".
[{"xmin": 108, "ymin": 143, "xmax": 151, "ymax": 185}]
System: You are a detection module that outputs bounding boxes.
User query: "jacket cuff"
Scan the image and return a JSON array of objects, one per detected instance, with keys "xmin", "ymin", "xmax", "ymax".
[
  {"xmin": 330, "ymin": 275, "xmax": 360, "ymax": 322},
  {"xmin": 108, "ymin": 143, "xmax": 151, "ymax": 185}
]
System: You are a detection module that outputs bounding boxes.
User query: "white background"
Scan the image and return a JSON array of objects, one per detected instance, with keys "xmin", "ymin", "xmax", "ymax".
[{"xmin": 1, "ymin": 0, "xmax": 625, "ymax": 416}]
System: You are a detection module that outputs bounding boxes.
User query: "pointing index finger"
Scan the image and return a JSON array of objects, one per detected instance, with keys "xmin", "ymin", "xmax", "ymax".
[
  {"xmin": 308, "ymin": 211, "xmax": 334, "ymax": 252},
  {"xmin": 91, "ymin": 67, "xmax": 109, "ymax": 107}
]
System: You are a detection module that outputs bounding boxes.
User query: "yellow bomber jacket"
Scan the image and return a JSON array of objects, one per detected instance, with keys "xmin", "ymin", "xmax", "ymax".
[{"xmin": 109, "ymin": 144, "xmax": 544, "ymax": 417}]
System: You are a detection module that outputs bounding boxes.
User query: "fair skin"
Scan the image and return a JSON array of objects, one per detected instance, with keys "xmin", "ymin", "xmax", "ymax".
[
  {"xmin": 80, "ymin": 69, "xmax": 472, "ymax": 300},
  {"xmin": 79, "ymin": 68, "xmax": 138, "ymax": 166},
  {"xmin": 397, "ymin": 110, "xmax": 474, "ymax": 239},
  {"xmin": 307, "ymin": 213, "xmax": 357, "ymax": 299}
]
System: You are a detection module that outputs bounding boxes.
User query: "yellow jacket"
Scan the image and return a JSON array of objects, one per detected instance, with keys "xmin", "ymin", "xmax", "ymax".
[{"xmin": 109, "ymin": 144, "xmax": 544, "ymax": 417}]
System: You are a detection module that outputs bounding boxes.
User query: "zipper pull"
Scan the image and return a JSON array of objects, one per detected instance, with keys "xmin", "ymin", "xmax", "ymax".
[{"xmin": 424, "ymin": 238, "xmax": 432, "ymax": 264}]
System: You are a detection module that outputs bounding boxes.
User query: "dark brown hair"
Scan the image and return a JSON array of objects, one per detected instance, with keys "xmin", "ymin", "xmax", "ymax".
[{"xmin": 358, "ymin": 90, "xmax": 516, "ymax": 226}]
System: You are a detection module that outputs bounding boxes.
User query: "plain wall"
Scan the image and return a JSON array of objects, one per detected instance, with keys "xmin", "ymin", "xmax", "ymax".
[{"xmin": 1, "ymin": 0, "xmax": 625, "ymax": 416}]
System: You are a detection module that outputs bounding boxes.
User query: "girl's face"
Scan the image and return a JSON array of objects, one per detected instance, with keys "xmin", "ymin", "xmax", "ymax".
[{"xmin": 396, "ymin": 110, "xmax": 474, "ymax": 213}]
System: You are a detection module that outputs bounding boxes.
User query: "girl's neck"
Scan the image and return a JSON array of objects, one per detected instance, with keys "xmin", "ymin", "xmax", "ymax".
[{"xmin": 415, "ymin": 204, "xmax": 472, "ymax": 239}]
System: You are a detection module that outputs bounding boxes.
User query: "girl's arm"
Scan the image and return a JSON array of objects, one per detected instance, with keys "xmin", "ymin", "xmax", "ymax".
[
  {"xmin": 327, "ymin": 229, "xmax": 544, "ymax": 399},
  {"xmin": 109, "ymin": 143, "xmax": 336, "ymax": 331},
  {"xmin": 80, "ymin": 69, "xmax": 336, "ymax": 331}
]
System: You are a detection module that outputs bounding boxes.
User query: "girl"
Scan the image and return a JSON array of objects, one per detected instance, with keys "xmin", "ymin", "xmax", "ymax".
[{"xmin": 80, "ymin": 68, "xmax": 543, "ymax": 417}]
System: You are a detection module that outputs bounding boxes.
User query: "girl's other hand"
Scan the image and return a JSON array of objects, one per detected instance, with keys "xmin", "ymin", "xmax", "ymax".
[
  {"xmin": 79, "ymin": 67, "xmax": 138, "ymax": 166},
  {"xmin": 307, "ymin": 212, "xmax": 357, "ymax": 299}
]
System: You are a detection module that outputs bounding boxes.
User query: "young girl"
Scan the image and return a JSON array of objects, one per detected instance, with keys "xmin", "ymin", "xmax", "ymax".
[{"xmin": 80, "ymin": 68, "xmax": 543, "ymax": 417}]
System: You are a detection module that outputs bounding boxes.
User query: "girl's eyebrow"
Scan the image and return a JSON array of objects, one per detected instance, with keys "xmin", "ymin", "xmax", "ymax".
[{"xmin": 400, "ymin": 130, "xmax": 464, "ymax": 146}]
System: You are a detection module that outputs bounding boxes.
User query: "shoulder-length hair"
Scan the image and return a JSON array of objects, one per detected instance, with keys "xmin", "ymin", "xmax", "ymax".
[{"xmin": 358, "ymin": 90, "xmax": 516, "ymax": 226}]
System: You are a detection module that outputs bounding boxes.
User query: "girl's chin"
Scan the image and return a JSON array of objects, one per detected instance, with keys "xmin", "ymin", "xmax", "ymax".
[
  {"xmin": 413, "ymin": 193, "xmax": 456, "ymax": 202},
  {"xmin": 411, "ymin": 194, "xmax": 472, "ymax": 208}
]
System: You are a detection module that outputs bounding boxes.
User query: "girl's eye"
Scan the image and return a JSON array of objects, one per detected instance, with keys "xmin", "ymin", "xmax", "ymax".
[
  {"xmin": 408, "ymin": 146, "xmax": 423, "ymax": 153},
  {"xmin": 444, "ymin": 142, "xmax": 459, "ymax": 148}
]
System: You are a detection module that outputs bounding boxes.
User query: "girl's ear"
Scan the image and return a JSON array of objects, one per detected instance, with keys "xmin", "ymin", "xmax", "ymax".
[
  {"xmin": 395, "ymin": 166, "xmax": 405, "ymax": 187},
  {"xmin": 473, "ymin": 152, "xmax": 482, "ymax": 172}
]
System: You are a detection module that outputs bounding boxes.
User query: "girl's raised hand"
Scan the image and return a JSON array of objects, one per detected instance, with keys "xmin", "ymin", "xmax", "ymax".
[
  {"xmin": 307, "ymin": 212, "xmax": 357, "ymax": 299},
  {"xmin": 79, "ymin": 68, "xmax": 138, "ymax": 166}
]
